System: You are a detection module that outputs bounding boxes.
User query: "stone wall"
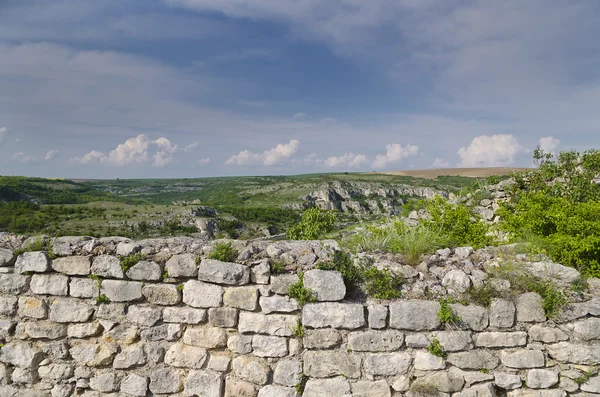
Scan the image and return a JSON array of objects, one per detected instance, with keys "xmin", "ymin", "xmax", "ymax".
[{"xmin": 0, "ymin": 234, "xmax": 599, "ymax": 397}]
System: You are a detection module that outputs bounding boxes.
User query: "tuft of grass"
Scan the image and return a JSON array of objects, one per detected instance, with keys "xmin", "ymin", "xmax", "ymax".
[
  {"xmin": 291, "ymin": 320, "xmax": 305, "ymax": 338},
  {"xmin": 120, "ymin": 252, "xmax": 144, "ymax": 273},
  {"xmin": 437, "ymin": 298, "xmax": 461, "ymax": 324},
  {"xmin": 467, "ymin": 283, "xmax": 499, "ymax": 308},
  {"xmin": 362, "ymin": 266, "xmax": 403, "ymax": 299},
  {"xmin": 288, "ymin": 273, "xmax": 316, "ymax": 306},
  {"xmin": 95, "ymin": 294, "xmax": 110, "ymax": 304},
  {"xmin": 427, "ymin": 337, "xmax": 447, "ymax": 358},
  {"xmin": 209, "ymin": 241, "xmax": 238, "ymax": 262},
  {"xmin": 410, "ymin": 381, "xmax": 438, "ymax": 396},
  {"xmin": 574, "ymin": 369, "xmax": 596, "ymax": 385},
  {"xmin": 389, "ymin": 223, "xmax": 443, "ymax": 265},
  {"xmin": 177, "ymin": 283, "xmax": 184, "ymax": 292},
  {"xmin": 571, "ymin": 276, "xmax": 588, "ymax": 294},
  {"xmin": 162, "ymin": 268, "xmax": 169, "ymax": 279},
  {"xmin": 269, "ymin": 259, "xmax": 286, "ymax": 275},
  {"xmin": 88, "ymin": 274, "xmax": 102, "ymax": 288},
  {"xmin": 294, "ymin": 373, "xmax": 308, "ymax": 395}
]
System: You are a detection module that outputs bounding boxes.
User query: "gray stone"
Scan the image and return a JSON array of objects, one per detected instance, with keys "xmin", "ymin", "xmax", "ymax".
[
  {"xmin": 149, "ymin": 367, "xmax": 182, "ymax": 394},
  {"xmin": 0, "ymin": 248, "xmax": 14, "ymax": 267},
  {"xmin": 259, "ymin": 295, "xmax": 298, "ymax": 313},
  {"xmin": 270, "ymin": 274, "xmax": 299, "ymax": 295},
  {"xmin": 90, "ymin": 372, "xmax": 120, "ymax": 392},
  {"xmin": 164, "ymin": 343, "xmax": 208, "ymax": 369},
  {"xmin": 101, "ymin": 280, "xmax": 142, "ymax": 302},
  {"xmin": 526, "ymin": 369, "xmax": 559, "ymax": 389},
  {"xmin": 304, "ymin": 351, "xmax": 362, "ymax": 378},
  {"xmin": 494, "ymin": 372, "xmax": 522, "ymax": 389},
  {"xmin": 303, "ymin": 378, "xmax": 352, "ymax": 397},
  {"xmin": 183, "ymin": 280, "xmax": 223, "ymax": 308},
  {"xmin": 239, "ymin": 312, "xmax": 297, "ymax": 336},
  {"xmin": 547, "ymin": 342, "xmax": 600, "ymax": 364},
  {"xmin": 501, "ymin": 350, "xmax": 545, "ymax": 368},
  {"xmin": 0, "ymin": 320, "xmax": 15, "ymax": 339},
  {"xmin": 184, "ymin": 370, "xmax": 223, "ymax": 397},
  {"xmin": 207, "ymin": 354, "xmax": 231, "ymax": 372},
  {"xmin": 0, "ymin": 297, "xmax": 16, "ymax": 316},
  {"xmin": 233, "ymin": 355, "xmax": 271, "ymax": 385},
  {"xmin": 352, "ymin": 380, "xmax": 391, "ymax": 397},
  {"xmin": 368, "ymin": 304, "xmax": 388, "ymax": 329},
  {"xmin": 489, "ymin": 299, "xmax": 515, "ymax": 328},
  {"xmin": 140, "ymin": 323, "xmax": 182, "ymax": 341},
  {"xmin": 528, "ymin": 325, "xmax": 568, "ymax": 343},
  {"xmin": 303, "ymin": 329, "xmax": 341, "ymax": 349},
  {"xmin": 38, "ymin": 363, "xmax": 73, "ymax": 381},
  {"xmin": 347, "ymin": 330, "xmax": 404, "ymax": 352},
  {"xmin": 273, "ymin": 358, "xmax": 302, "ymax": 387},
  {"xmin": 183, "ymin": 326, "xmax": 228, "ymax": 348},
  {"xmin": 223, "ymin": 286, "xmax": 258, "ymax": 311},
  {"xmin": 165, "ymin": 253, "xmax": 198, "ymax": 278},
  {"xmin": 116, "ymin": 241, "xmax": 139, "ymax": 256},
  {"xmin": 69, "ymin": 278, "xmax": 99, "ymax": 298},
  {"xmin": 51, "ymin": 256, "xmax": 91, "ymax": 275},
  {"xmin": 303, "ymin": 269, "xmax": 346, "ymax": 301},
  {"xmin": 455, "ymin": 246, "xmax": 474, "ymax": 259},
  {"xmin": 142, "ymin": 283, "xmax": 180, "ymax": 305},
  {"xmin": 257, "ymin": 385, "xmax": 297, "ymax": 397},
  {"xmin": 15, "ymin": 251, "xmax": 50, "ymax": 274},
  {"xmin": 24, "ymin": 321, "xmax": 67, "ymax": 339},
  {"xmin": 126, "ymin": 260, "xmax": 161, "ymax": 281},
  {"xmin": 198, "ymin": 259, "xmax": 250, "ymax": 285},
  {"xmin": 581, "ymin": 376, "xmax": 600, "ymax": 393},
  {"xmin": 30, "ymin": 274, "xmax": 68, "ymax": 295},
  {"xmin": 0, "ymin": 273, "xmax": 30, "ymax": 294},
  {"xmin": 405, "ymin": 333, "xmax": 430, "ymax": 348},
  {"xmin": 570, "ymin": 317, "xmax": 600, "ymax": 340},
  {"xmin": 113, "ymin": 344, "xmax": 146, "ymax": 369},
  {"xmin": 51, "ymin": 384, "xmax": 74, "ymax": 397},
  {"xmin": 49, "ymin": 298, "xmax": 94, "ymax": 323},
  {"xmin": 127, "ymin": 305, "xmax": 162, "ymax": 327},
  {"xmin": 227, "ymin": 334, "xmax": 253, "ymax": 354},
  {"xmin": 453, "ymin": 383, "xmax": 495, "ymax": 397},
  {"xmin": 91, "ymin": 255, "xmax": 123, "ymax": 279},
  {"xmin": 104, "ymin": 323, "xmax": 139, "ymax": 344},
  {"xmin": 415, "ymin": 369, "xmax": 465, "ymax": 393},
  {"xmin": 209, "ymin": 307, "xmax": 238, "ymax": 327},
  {"xmin": 97, "ymin": 302, "xmax": 126, "ymax": 321},
  {"xmin": 391, "ymin": 375, "xmax": 410, "ymax": 392},
  {"xmin": 389, "ymin": 300, "xmax": 441, "ymax": 331},
  {"xmin": 251, "ymin": 260, "xmax": 270, "ymax": 284},
  {"xmin": 432, "ymin": 331, "xmax": 473, "ymax": 351},
  {"xmin": 302, "ymin": 302, "xmax": 365, "ymax": 329},
  {"xmin": 451, "ymin": 304, "xmax": 488, "ymax": 331},
  {"xmin": 0, "ymin": 343, "xmax": 44, "ymax": 368},
  {"xmin": 363, "ymin": 352, "xmax": 411, "ymax": 376},
  {"xmin": 476, "ymin": 332, "xmax": 527, "ymax": 347},
  {"xmin": 516, "ymin": 293, "xmax": 545, "ymax": 322},
  {"xmin": 69, "ymin": 343, "xmax": 118, "ymax": 366},
  {"xmin": 163, "ymin": 306, "xmax": 206, "ymax": 324},
  {"xmin": 17, "ymin": 296, "xmax": 47, "ymax": 319},
  {"xmin": 525, "ymin": 261, "xmax": 580, "ymax": 286},
  {"xmin": 414, "ymin": 351, "xmax": 446, "ymax": 370},
  {"xmin": 442, "ymin": 269, "xmax": 472, "ymax": 293},
  {"xmin": 252, "ymin": 335, "xmax": 288, "ymax": 357},
  {"xmin": 447, "ymin": 350, "xmax": 499, "ymax": 370},
  {"xmin": 67, "ymin": 322, "xmax": 102, "ymax": 338},
  {"xmin": 225, "ymin": 377, "xmax": 255, "ymax": 397},
  {"xmin": 120, "ymin": 373, "xmax": 148, "ymax": 397}
]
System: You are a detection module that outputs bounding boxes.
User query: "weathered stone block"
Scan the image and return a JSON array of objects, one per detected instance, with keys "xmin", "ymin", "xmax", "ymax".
[
  {"xmin": 142, "ymin": 283, "xmax": 180, "ymax": 305},
  {"xmin": 69, "ymin": 343, "xmax": 118, "ymax": 367},
  {"xmin": 24, "ymin": 321, "xmax": 67, "ymax": 339},
  {"xmin": 494, "ymin": 372, "xmax": 522, "ymax": 389},
  {"xmin": 52, "ymin": 256, "xmax": 91, "ymax": 275},
  {"xmin": 91, "ymin": 255, "xmax": 123, "ymax": 279},
  {"xmin": 233, "ymin": 355, "xmax": 271, "ymax": 385},
  {"xmin": 569, "ymin": 317, "xmax": 600, "ymax": 341},
  {"xmin": 414, "ymin": 351, "xmax": 446, "ymax": 370},
  {"xmin": 120, "ymin": 373, "xmax": 148, "ymax": 397},
  {"xmin": 447, "ymin": 350, "xmax": 499, "ymax": 370},
  {"xmin": 303, "ymin": 329, "xmax": 341, "ymax": 349},
  {"xmin": 183, "ymin": 326, "xmax": 228, "ymax": 348},
  {"xmin": 304, "ymin": 351, "xmax": 362, "ymax": 378},
  {"xmin": 528, "ymin": 325, "xmax": 568, "ymax": 343},
  {"xmin": 126, "ymin": 260, "xmax": 162, "ymax": 281},
  {"xmin": 251, "ymin": 260, "xmax": 270, "ymax": 284},
  {"xmin": 127, "ymin": 305, "xmax": 162, "ymax": 327},
  {"xmin": 163, "ymin": 306, "xmax": 206, "ymax": 324},
  {"xmin": 67, "ymin": 322, "xmax": 102, "ymax": 338},
  {"xmin": 347, "ymin": 330, "xmax": 404, "ymax": 352},
  {"xmin": 453, "ymin": 382, "xmax": 494, "ymax": 397},
  {"xmin": 0, "ymin": 248, "xmax": 15, "ymax": 267},
  {"xmin": 526, "ymin": 369, "xmax": 558, "ymax": 389},
  {"xmin": 90, "ymin": 372, "xmax": 120, "ymax": 392},
  {"xmin": 501, "ymin": 349, "xmax": 545, "ymax": 368},
  {"xmin": 69, "ymin": 278, "xmax": 99, "ymax": 298},
  {"xmin": 149, "ymin": 367, "xmax": 183, "ymax": 394},
  {"xmin": 0, "ymin": 343, "xmax": 44, "ymax": 368},
  {"xmin": 0, "ymin": 296, "xmax": 17, "ymax": 316},
  {"xmin": 475, "ymin": 332, "xmax": 527, "ymax": 347},
  {"xmin": 225, "ymin": 377, "xmax": 256, "ymax": 397},
  {"xmin": 223, "ymin": 286, "xmax": 258, "ymax": 311},
  {"xmin": 489, "ymin": 299, "xmax": 515, "ymax": 328},
  {"xmin": 198, "ymin": 259, "xmax": 250, "ymax": 285},
  {"xmin": 239, "ymin": 312, "xmax": 297, "ymax": 336},
  {"xmin": 207, "ymin": 354, "xmax": 231, "ymax": 372},
  {"xmin": 431, "ymin": 331, "xmax": 473, "ymax": 351},
  {"xmin": 15, "ymin": 251, "xmax": 50, "ymax": 274},
  {"xmin": 273, "ymin": 358, "xmax": 302, "ymax": 387},
  {"xmin": 351, "ymin": 380, "xmax": 392, "ymax": 397},
  {"xmin": 302, "ymin": 302, "xmax": 364, "ymax": 329},
  {"xmin": 164, "ymin": 343, "xmax": 208, "ymax": 369},
  {"xmin": 113, "ymin": 344, "xmax": 146, "ymax": 369},
  {"xmin": 259, "ymin": 295, "xmax": 298, "ymax": 314},
  {"xmin": 140, "ymin": 324, "xmax": 182, "ymax": 342},
  {"xmin": 547, "ymin": 342, "xmax": 600, "ymax": 365},
  {"xmin": 31, "ymin": 274, "xmax": 68, "ymax": 295},
  {"xmin": 516, "ymin": 293, "xmax": 545, "ymax": 322},
  {"xmin": 451, "ymin": 303, "xmax": 488, "ymax": 331},
  {"xmin": 183, "ymin": 280, "xmax": 223, "ymax": 308},
  {"xmin": 270, "ymin": 274, "xmax": 299, "ymax": 295},
  {"xmin": 389, "ymin": 300, "xmax": 441, "ymax": 331},
  {"xmin": 49, "ymin": 298, "xmax": 94, "ymax": 323},
  {"xmin": 184, "ymin": 370, "xmax": 223, "ymax": 397},
  {"xmin": 303, "ymin": 269, "xmax": 346, "ymax": 301},
  {"xmin": 209, "ymin": 307, "xmax": 238, "ymax": 328},
  {"xmin": 363, "ymin": 352, "xmax": 411, "ymax": 376},
  {"xmin": 165, "ymin": 253, "xmax": 198, "ymax": 278},
  {"xmin": 303, "ymin": 378, "xmax": 351, "ymax": 397},
  {"xmin": 252, "ymin": 335, "xmax": 288, "ymax": 357},
  {"xmin": 101, "ymin": 280, "xmax": 143, "ymax": 302},
  {"xmin": 0, "ymin": 273, "xmax": 30, "ymax": 294},
  {"xmin": 442, "ymin": 269, "xmax": 472, "ymax": 293},
  {"xmin": 257, "ymin": 385, "xmax": 297, "ymax": 397},
  {"xmin": 414, "ymin": 369, "xmax": 465, "ymax": 393},
  {"xmin": 367, "ymin": 304, "xmax": 388, "ymax": 329},
  {"xmin": 227, "ymin": 334, "xmax": 253, "ymax": 354}
]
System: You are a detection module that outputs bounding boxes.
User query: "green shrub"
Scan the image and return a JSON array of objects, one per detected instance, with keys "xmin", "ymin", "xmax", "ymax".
[
  {"xmin": 437, "ymin": 298, "xmax": 461, "ymax": 324},
  {"xmin": 209, "ymin": 241, "xmax": 238, "ymax": 262},
  {"xmin": 286, "ymin": 208, "xmax": 335, "ymax": 240},
  {"xmin": 317, "ymin": 250, "xmax": 362, "ymax": 288},
  {"xmin": 290, "ymin": 320, "xmax": 305, "ymax": 338},
  {"xmin": 269, "ymin": 259, "xmax": 286, "ymax": 275},
  {"xmin": 467, "ymin": 283, "xmax": 498, "ymax": 308},
  {"xmin": 120, "ymin": 252, "xmax": 144, "ymax": 273},
  {"xmin": 427, "ymin": 338, "xmax": 446, "ymax": 358},
  {"xmin": 388, "ymin": 222, "xmax": 443, "ymax": 264},
  {"xmin": 288, "ymin": 273, "xmax": 316, "ymax": 306},
  {"xmin": 96, "ymin": 294, "xmax": 110, "ymax": 304},
  {"xmin": 362, "ymin": 266, "xmax": 403, "ymax": 299},
  {"xmin": 526, "ymin": 279, "xmax": 568, "ymax": 319}
]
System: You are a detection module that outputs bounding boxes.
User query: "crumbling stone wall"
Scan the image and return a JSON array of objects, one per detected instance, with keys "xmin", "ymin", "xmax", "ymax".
[{"xmin": 0, "ymin": 234, "xmax": 599, "ymax": 397}]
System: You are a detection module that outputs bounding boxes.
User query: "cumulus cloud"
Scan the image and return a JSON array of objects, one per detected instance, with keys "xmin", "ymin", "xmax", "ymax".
[
  {"xmin": 198, "ymin": 158, "xmax": 210, "ymax": 164},
  {"xmin": 226, "ymin": 139, "xmax": 300, "ymax": 166},
  {"xmin": 11, "ymin": 152, "xmax": 35, "ymax": 164},
  {"xmin": 0, "ymin": 127, "xmax": 7, "ymax": 144},
  {"xmin": 457, "ymin": 134, "xmax": 523, "ymax": 167},
  {"xmin": 324, "ymin": 153, "xmax": 368, "ymax": 168},
  {"xmin": 44, "ymin": 150, "xmax": 58, "ymax": 161},
  {"xmin": 71, "ymin": 134, "xmax": 187, "ymax": 167},
  {"xmin": 430, "ymin": 158, "xmax": 449, "ymax": 168},
  {"xmin": 293, "ymin": 112, "xmax": 307, "ymax": 119},
  {"xmin": 372, "ymin": 143, "xmax": 420, "ymax": 169},
  {"xmin": 538, "ymin": 136, "xmax": 560, "ymax": 154}
]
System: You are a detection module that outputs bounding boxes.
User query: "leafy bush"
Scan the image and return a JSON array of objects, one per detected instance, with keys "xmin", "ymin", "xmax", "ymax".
[
  {"xmin": 269, "ymin": 259, "xmax": 286, "ymax": 275},
  {"xmin": 209, "ymin": 241, "xmax": 238, "ymax": 262},
  {"xmin": 286, "ymin": 208, "xmax": 335, "ymax": 240},
  {"xmin": 427, "ymin": 338, "xmax": 446, "ymax": 358},
  {"xmin": 288, "ymin": 273, "xmax": 316, "ymax": 306},
  {"xmin": 437, "ymin": 298, "xmax": 461, "ymax": 324},
  {"xmin": 120, "ymin": 252, "xmax": 144, "ymax": 273}
]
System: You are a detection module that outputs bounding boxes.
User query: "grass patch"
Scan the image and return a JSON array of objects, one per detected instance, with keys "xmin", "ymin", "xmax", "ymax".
[
  {"xmin": 574, "ymin": 369, "xmax": 597, "ymax": 385},
  {"xmin": 427, "ymin": 337, "xmax": 447, "ymax": 358},
  {"xmin": 209, "ymin": 241, "xmax": 238, "ymax": 262},
  {"xmin": 120, "ymin": 252, "xmax": 144, "ymax": 273},
  {"xmin": 437, "ymin": 298, "xmax": 461, "ymax": 324},
  {"xmin": 467, "ymin": 283, "xmax": 499, "ymax": 308},
  {"xmin": 269, "ymin": 259, "xmax": 286, "ymax": 275},
  {"xmin": 288, "ymin": 273, "xmax": 316, "ymax": 306},
  {"xmin": 290, "ymin": 320, "xmax": 305, "ymax": 338},
  {"xmin": 95, "ymin": 294, "xmax": 110, "ymax": 304}
]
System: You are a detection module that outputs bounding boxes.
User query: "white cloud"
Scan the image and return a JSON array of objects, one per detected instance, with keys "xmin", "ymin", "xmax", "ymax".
[
  {"xmin": 226, "ymin": 139, "xmax": 300, "ymax": 166},
  {"xmin": 293, "ymin": 112, "xmax": 307, "ymax": 119},
  {"xmin": 430, "ymin": 158, "xmax": 449, "ymax": 168},
  {"xmin": 71, "ymin": 134, "xmax": 186, "ymax": 167},
  {"xmin": 198, "ymin": 157, "xmax": 211, "ymax": 164},
  {"xmin": 324, "ymin": 153, "xmax": 368, "ymax": 168},
  {"xmin": 11, "ymin": 152, "xmax": 35, "ymax": 164},
  {"xmin": 44, "ymin": 150, "xmax": 58, "ymax": 161},
  {"xmin": 372, "ymin": 143, "xmax": 420, "ymax": 169},
  {"xmin": 538, "ymin": 136, "xmax": 560, "ymax": 154},
  {"xmin": 457, "ymin": 134, "xmax": 524, "ymax": 167},
  {"xmin": 0, "ymin": 126, "xmax": 7, "ymax": 144},
  {"xmin": 183, "ymin": 142, "xmax": 199, "ymax": 152}
]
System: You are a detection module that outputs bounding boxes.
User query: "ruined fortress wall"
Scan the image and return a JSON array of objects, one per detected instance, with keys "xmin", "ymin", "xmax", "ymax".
[{"xmin": 0, "ymin": 234, "xmax": 599, "ymax": 397}]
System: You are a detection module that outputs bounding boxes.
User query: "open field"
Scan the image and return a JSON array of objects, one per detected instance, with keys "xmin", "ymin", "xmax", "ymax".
[{"xmin": 377, "ymin": 167, "xmax": 532, "ymax": 179}]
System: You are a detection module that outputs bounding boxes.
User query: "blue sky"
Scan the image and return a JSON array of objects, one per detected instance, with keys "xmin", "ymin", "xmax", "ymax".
[{"xmin": 1, "ymin": 0, "xmax": 599, "ymax": 178}]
